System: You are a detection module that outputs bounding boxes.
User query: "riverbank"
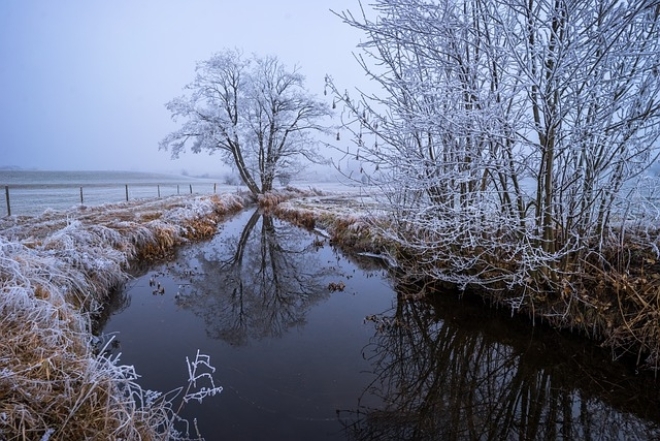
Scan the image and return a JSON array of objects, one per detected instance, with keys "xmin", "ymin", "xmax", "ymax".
[
  {"xmin": 270, "ymin": 193, "xmax": 660, "ymax": 372},
  {"xmin": 2, "ymin": 186, "xmax": 658, "ymax": 440},
  {"xmin": 0, "ymin": 192, "xmax": 254, "ymax": 440}
]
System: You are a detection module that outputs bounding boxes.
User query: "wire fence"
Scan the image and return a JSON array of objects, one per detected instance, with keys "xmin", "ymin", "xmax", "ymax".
[{"xmin": 2, "ymin": 182, "xmax": 242, "ymax": 217}]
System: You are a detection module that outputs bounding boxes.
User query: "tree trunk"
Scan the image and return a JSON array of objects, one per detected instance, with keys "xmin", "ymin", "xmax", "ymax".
[{"xmin": 231, "ymin": 143, "xmax": 261, "ymax": 194}]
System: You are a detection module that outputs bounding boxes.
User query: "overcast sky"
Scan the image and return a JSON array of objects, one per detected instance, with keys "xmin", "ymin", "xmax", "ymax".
[{"xmin": 0, "ymin": 1, "xmax": 368, "ymax": 175}]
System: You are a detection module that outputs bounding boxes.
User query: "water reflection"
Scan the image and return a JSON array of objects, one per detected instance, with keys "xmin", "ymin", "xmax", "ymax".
[
  {"xmin": 101, "ymin": 209, "xmax": 660, "ymax": 440},
  {"xmin": 172, "ymin": 210, "xmax": 336, "ymax": 346},
  {"xmin": 341, "ymin": 287, "xmax": 660, "ymax": 441}
]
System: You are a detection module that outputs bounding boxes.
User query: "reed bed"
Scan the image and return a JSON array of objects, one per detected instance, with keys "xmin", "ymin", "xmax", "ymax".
[{"xmin": 0, "ymin": 192, "xmax": 251, "ymax": 441}]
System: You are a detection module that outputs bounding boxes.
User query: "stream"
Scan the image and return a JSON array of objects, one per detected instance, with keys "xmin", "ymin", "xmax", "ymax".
[{"xmin": 101, "ymin": 209, "xmax": 660, "ymax": 440}]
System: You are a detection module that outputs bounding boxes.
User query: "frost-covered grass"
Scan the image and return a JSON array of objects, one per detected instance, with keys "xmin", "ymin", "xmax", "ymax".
[
  {"xmin": 271, "ymin": 193, "xmax": 395, "ymax": 261},
  {"xmin": 271, "ymin": 192, "xmax": 660, "ymax": 371},
  {"xmin": 0, "ymin": 192, "xmax": 251, "ymax": 440}
]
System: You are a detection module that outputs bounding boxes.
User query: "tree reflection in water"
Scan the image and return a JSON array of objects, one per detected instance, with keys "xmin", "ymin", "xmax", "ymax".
[
  {"xmin": 150, "ymin": 209, "xmax": 660, "ymax": 439},
  {"xmin": 173, "ymin": 210, "xmax": 335, "ymax": 346},
  {"xmin": 341, "ymin": 287, "xmax": 660, "ymax": 441}
]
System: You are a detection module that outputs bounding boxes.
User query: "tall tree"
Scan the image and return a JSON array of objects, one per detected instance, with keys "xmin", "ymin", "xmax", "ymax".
[{"xmin": 161, "ymin": 49, "xmax": 331, "ymax": 194}]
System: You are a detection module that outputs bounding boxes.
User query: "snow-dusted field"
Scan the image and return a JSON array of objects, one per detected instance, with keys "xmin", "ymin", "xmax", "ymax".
[
  {"xmin": 0, "ymin": 173, "xmax": 370, "ymax": 217},
  {"xmin": 1, "ymin": 182, "xmax": 242, "ymax": 217}
]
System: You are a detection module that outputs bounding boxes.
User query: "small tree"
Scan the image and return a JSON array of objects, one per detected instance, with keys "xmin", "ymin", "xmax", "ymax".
[
  {"xmin": 328, "ymin": 0, "xmax": 660, "ymax": 295},
  {"xmin": 161, "ymin": 49, "xmax": 331, "ymax": 194}
]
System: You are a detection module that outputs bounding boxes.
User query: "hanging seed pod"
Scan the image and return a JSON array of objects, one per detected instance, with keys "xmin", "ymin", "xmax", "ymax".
[{"xmin": 336, "ymin": 132, "xmax": 340, "ymax": 141}]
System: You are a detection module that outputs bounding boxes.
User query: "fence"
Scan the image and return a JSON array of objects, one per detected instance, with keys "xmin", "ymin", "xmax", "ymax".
[{"xmin": 2, "ymin": 182, "xmax": 239, "ymax": 217}]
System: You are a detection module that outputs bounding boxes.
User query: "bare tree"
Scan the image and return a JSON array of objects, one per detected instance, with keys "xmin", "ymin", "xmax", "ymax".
[
  {"xmin": 328, "ymin": 0, "xmax": 660, "ymax": 300},
  {"xmin": 161, "ymin": 49, "xmax": 331, "ymax": 194}
]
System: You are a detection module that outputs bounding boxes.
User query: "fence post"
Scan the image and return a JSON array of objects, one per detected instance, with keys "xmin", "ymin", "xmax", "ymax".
[
  {"xmin": 125, "ymin": 184, "xmax": 129, "ymax": 201},
  {"xmin": 80, "ymin": 187, "xmax": 84, "ymax": 204},
  {"xmin": 214, "ymin": 183, "xmax": 217, "ymax": 194},
  {"xmin": 189, "ymin": 184, "xmax": 193, "ymax": 194},
  {"xmin": 157, "ymin": 184, "xmax": 161, "ymax": 198},
  {"xmin": 4, "ymin": 186, "xmax": 10, "ymax": 216}
]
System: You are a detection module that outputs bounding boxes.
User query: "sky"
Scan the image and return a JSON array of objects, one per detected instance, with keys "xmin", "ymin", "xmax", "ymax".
[{"xmin": 0, "ymin": 1, "xmax": 369, "ymax": 175}]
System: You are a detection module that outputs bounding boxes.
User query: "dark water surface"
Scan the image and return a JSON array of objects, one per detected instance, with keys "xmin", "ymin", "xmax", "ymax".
[{"xmin": 101, "ymin": 209, "xmax": 660, "ymax": 441}]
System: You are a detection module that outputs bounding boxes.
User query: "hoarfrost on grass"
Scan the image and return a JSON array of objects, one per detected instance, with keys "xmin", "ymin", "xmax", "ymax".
[
  {"xmin": 39, "ymin": 428, "xmax": 55, "ymax": 441},
  {"xmin": 1, "ymin": 193, "xmax": 250, "ymax": 440}
]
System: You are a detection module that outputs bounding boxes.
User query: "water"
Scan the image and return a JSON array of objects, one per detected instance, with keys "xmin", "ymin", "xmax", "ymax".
[
  {"xmin": 100, "ymin": 210, "xmax": 660, "ymax": 441},
  {"xmin": 0, "ymin": 170, "xmax": 234, "ymax": 216}
]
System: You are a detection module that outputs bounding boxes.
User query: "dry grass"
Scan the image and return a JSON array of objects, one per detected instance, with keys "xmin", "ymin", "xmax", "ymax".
[
  {"xmin": 0, "ymin": 192, "xmax": 252, "ymax": 440},
  {"xmin": 256, "ymin": 186, "xmax": 324, "ymax": 210},
  {"xmin": 270, "ymin": 197, "xmax": 391, "ymax": 254}
]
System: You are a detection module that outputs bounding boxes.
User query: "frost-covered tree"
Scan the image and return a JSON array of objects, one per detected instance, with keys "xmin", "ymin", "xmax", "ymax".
[
  {"xmin": 328, "ymin": 0, "xmax": 660, "ymax": 296},
  {"xmin": 161, "ymin": 49, "xmax": 331, "ymax": 194}
]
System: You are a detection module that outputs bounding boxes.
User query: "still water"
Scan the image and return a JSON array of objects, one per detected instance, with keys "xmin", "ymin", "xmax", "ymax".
[{"xmin": 101, "ymin": 209, "xmax": 660, "ymax": 440}]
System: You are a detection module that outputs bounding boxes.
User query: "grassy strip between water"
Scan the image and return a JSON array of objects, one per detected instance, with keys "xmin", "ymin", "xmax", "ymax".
[
  {"xmin": 270, "ymin": 196, "xmax": 660, "ymax": 372},
  {"xmin": 0, "ymin": 192, "xmax": 265, "ymax": 441}
]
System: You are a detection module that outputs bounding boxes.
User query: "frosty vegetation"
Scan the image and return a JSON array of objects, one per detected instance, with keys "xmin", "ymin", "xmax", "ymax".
[
  {"xmin": 0, "ymin": 193, "xmax": 250, "ymax": 440},
  {"xmin": 325, "ymin": 0, "xmax": 660, "ymax": 365},
  {"xmin": 160, "ymin": 49, "xmax": 332, "ymax": 195},
  {"xmin": 4, "ymin": 1, "xmax": 660, "ymax": 437}
]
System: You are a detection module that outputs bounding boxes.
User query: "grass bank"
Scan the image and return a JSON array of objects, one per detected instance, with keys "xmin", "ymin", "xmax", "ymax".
[{"xmin": 0, "ymin": 192, "xmax": 253, "ymax": 440}]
